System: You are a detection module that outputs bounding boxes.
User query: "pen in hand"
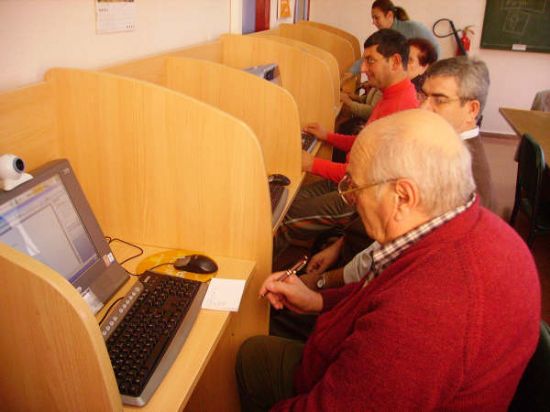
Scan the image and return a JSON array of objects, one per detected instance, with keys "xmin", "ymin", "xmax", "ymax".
[{"xmin": 260, "ymin": 256, "xmax": 308, "ymax": 299}]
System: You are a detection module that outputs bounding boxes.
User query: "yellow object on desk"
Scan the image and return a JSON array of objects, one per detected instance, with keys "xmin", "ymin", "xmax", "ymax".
[{"xmin": 135, "ymin": 250, "xmax": 217, "ymax": 282}]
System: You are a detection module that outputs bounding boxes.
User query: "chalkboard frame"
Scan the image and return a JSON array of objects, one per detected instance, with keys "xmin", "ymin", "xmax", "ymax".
[{"xmin": 480, "ymin": 0, "xmax": 550, "ymax": 54}]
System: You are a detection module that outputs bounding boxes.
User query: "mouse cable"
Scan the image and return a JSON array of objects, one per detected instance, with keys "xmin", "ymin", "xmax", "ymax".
[
  {"xmin": 143, "ymin": 262, "xmax": 177, "ymax": 275},
  {"xmin": 98, "ymin": 297, "xmax": 124, "ymax": 325},
  {"xmin": 107, "ymin": 237, "xmax": 145, "ymax": 266},
  {"xmin": 127, "ymin": 262, "xmax": 178, "ymax": 277}
]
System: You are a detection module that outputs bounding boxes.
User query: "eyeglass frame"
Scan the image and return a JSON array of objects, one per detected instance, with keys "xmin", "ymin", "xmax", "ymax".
[
  {"xmin": 417, "ymin": 90, "xmax": 473, "ymax": 107},
  {"xmin": 337, "ymin": 174, "xmax": 399, "ymax": 205}
]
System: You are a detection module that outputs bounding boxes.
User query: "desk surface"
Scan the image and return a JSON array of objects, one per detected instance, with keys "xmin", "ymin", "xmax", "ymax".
[
  {"xmin": 499, "ymin": 107, "xmax": 550, "ymax": 166},
  {"xmin": 100, "ymin": 242, "xmax": 256, "ymax": 412}
]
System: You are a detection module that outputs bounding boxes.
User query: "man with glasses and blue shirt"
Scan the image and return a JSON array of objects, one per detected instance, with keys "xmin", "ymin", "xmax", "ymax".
[{"xmin": 236, "ymin": 109, "xmax": 540, "ymax": 411}]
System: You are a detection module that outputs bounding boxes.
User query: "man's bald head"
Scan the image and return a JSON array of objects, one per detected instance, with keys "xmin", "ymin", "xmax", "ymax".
[{"xmin": 349, "ymin": 109, "xmax": 475, "ymax": 217}]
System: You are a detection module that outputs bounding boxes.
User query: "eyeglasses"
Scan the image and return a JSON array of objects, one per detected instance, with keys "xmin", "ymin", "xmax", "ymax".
[
  {"xmin": 337, "ymin": 174, "xmax": 397, "ymax": 205},
  {"xmin": 418, "ymin": 91, "xmax": 465, "ymax": 107}
]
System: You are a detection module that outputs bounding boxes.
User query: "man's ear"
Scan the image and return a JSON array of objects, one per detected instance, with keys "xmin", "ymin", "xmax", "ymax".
[
  {"xmin": 466, "ymin": 99, "xmax": 481, "ymax": 123},
  {"xmin": 390, "ymin": 53, "xmax": 404, "ymax": 71},
  {"xmin": 393, "ymin": 179, "xmax": 420, "ymax": 221}
]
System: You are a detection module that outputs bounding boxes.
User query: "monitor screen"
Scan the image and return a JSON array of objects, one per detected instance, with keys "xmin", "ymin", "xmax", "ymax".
[
  {"xmin": 242, "ymin": 63, "xmax": 282, "ymax": 86},
  {"xmin": 0, "ymin": 159, "xmax": 128, "ymax": 314}
]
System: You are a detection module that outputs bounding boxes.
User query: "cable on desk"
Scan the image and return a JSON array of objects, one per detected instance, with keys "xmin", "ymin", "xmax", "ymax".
[
  {"xmin": 98, "ymin": 297, "xmax": 124, "ymax": 325},
  {"xmin": 143, "ymin": 262, "xmax": 176, "ymax": 275},
  {"xmin": 123, "ymin": 268, "xmax": 140, "ymax": 278},
  {"xmin": 107, "ymin": 237, "xmax": 144, "ymax": 265}
]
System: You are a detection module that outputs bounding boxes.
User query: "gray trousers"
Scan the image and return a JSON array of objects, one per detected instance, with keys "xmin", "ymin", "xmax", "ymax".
[{"xmin": 275, "ymin": 179, "xmax": 356, "ymax": 256}]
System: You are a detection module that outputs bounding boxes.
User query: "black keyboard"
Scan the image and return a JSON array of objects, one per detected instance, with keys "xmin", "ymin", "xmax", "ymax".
[
  {"xmin": 101, "ymin": 271, "xmax": 208, "ymax": 406},
  {"xmin": 269, "ymin": 182, "xmax": 288, "ymax": 226},
  {"xmin": 301, "ymin": 132, "xmax": 318, "ymax": 153}
]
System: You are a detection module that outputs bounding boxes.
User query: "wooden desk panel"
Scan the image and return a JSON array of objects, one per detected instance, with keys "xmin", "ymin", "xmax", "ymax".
[{"xmin": 500, "ymin": 107, "xmax": 550, "ymax": 167}]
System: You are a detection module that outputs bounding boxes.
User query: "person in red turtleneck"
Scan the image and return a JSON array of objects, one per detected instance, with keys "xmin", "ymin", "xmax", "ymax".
[
  {"xmin": 302, "ymin": 29, "xmax": 419, "ymax": 182},
  {"xmin": 275, "ymin": 29, "xmax": 418, "ymax": 260}
]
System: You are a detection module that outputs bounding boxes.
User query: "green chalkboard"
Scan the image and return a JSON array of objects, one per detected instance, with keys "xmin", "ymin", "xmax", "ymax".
[{"xmin": 480, "ymin": 0, "xmax": 550, "ymax": 53}]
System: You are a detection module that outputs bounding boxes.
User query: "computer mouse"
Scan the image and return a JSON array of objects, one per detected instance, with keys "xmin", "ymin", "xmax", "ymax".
[
  {"xmin": 173, "ymin": 254, "xmax": 218, "ymax": 274},
  {"xmin": 268, "ymin": 173, "xmax": 291, "ymax": 186}
]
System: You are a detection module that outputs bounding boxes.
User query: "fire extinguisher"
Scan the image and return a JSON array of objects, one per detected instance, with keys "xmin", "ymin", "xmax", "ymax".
[{"xmin": 457, "ymin": 26, "xmax": 474, "ymax": 56}]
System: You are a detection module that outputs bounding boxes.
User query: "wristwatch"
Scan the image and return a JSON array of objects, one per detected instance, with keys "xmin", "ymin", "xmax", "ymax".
[{"xmin": 316, "ymin": 273, "xmax": 328, "ymax": 289}]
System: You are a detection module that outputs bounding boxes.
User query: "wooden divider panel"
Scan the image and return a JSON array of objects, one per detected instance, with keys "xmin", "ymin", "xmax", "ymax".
[
  {"xmin": 220, "ymin": 34, "xmax": 334, "ymax": 132},
  {"xmin": 46, "ymin": 68, "xmax": 273, "ymax": 410},
  {"xmin": 0, "ymin": 243, "xmax": 122, "ymax": 411},
  {"xmin": 103, "ymin": 41, "xmax": 223, "ymax": 85},
  {"xmin": 255, "ymin": 33, "xmax": 340, "ymax": 108},
  {"xmin": 46, "ymin": 68, "xmax": 271, "ymax": 259},
  {"xmin": 0, "ymin": 83, "xmax": 60, "ymax": 169},
  {"xmin": 165, "ymin": 56, "xmax": 301, "ymax": 184},
  {"xmin": 298, "ymin": 20, "xmax": 362, "ymax": 60},
  {"xmin": 104, "ymin": 55, "xmax": 168, "ymax": 86},
  {"xmin": 277, "ymin": 23, "xmax": 355, "ymax": 76},
  {"xmin": 170, "ymin": 40, "xmax": 223, "ymax": 62}
]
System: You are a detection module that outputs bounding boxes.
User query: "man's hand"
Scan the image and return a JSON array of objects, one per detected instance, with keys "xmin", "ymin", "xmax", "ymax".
[
  {"xmin": 301, "ymin": 150, "xmax": 314, "ymax": 173},
  {"xmin": 306, "ymin": 237, "xmax": 344, "ymax": 276},
  {"xmin": 340, "ymin": 72, "xmax": 354, "ymax": 84},
  {"xmin": 259, "ymin": 271, "xmax": 323, "ymax": 313},
  {"xmin": 340, "ymin": 91, "xmax": 353, "ymax": 106},
  {"xmin": 303, "ymin": 122, "xmax": 328, "ymax": 141}
]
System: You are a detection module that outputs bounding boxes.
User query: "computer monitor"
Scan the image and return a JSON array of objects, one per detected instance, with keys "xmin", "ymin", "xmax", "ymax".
[
  {"xmin": 242, "ymin": 63, "xmax": 282, "ymax": 86},
  {"xmin": 0, "ymin": 159, "xmax": 128, "ymax": 314}
]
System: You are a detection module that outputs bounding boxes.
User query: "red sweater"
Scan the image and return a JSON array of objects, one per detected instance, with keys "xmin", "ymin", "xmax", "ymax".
[
  {"xmin": 272, "ymin": 201, "xmax": 540, "ymax": 411},
  {"xmin": 311, "ymin": 78, "xmax": 418, "ymax": 183}
]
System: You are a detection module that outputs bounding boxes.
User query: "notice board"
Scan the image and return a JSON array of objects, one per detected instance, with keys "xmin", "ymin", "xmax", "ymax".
[{"xmin": 480, "ymin": 0, "xmax": 550, "ymax": 54}]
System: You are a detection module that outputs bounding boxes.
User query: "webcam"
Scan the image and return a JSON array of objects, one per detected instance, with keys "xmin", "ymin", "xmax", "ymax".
[{"xmin": 0, "ymin": 154, "xmax": 33, "ymax": 191}]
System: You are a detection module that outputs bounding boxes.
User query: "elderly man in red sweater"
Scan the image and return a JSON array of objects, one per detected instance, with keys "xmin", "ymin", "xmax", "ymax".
[
  {"xmin": 237, "ymin": 109, "xmax": 540, "ymax": 411},
  {"xmin": 275, "ymin": 29, "xmax": 418, "ymax": 260}
]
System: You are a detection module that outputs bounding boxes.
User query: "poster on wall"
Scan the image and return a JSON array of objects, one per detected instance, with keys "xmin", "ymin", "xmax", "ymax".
[
  {"xmin": 96, "ymin": 0, "xmax": 136, "ymax": 34},
  {"xmin": 279, "ymin": 0, "xmax": 292, "ymax": 18}
]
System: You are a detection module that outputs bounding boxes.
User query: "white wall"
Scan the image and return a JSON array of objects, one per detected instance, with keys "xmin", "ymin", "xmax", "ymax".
[
  {"xmin": 2, "ymin": 0, "xmax": 547, "ymax": 133},
  {"xmin": 0, "ymin": 0, "xmax": 233, "ymax": 91},
  {"xmin": 310, "ymin": 0, "xmax": 550, "ymax": 134}
]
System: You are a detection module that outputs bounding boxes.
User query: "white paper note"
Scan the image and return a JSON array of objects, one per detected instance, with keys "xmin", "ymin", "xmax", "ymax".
[{"xmin": 202, "ymin": 278, "xmax": 246, "ymax": 312}]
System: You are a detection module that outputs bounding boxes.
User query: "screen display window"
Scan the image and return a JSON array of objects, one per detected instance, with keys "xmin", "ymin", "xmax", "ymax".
[{"xmin": 0, "ymin": 175, "xmax": 99, "ymax": 284}]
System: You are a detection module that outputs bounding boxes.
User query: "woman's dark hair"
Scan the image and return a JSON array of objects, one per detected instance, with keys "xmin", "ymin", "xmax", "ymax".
[
  {"xmin": 372, "ymin": 0, "xmax": 409, "ymax": 21},
  {"xmin": 408, "ymin": 37, "xmax": 438, "ymax": 66}
]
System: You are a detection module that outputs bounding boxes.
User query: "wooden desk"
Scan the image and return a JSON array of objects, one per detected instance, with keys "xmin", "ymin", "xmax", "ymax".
[
  {"xmin": 102, "ymin": 242, "xmax": 256, "ymax": 412},
  {"xmin": 499, "ymin": 107, "xmax": 550, "ymax": 167}
]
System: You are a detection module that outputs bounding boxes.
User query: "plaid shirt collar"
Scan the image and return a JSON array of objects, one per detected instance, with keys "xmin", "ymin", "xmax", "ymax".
[{"xmin": 368, "ymin": 194, "xmax": 476, "ymax": 278}]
